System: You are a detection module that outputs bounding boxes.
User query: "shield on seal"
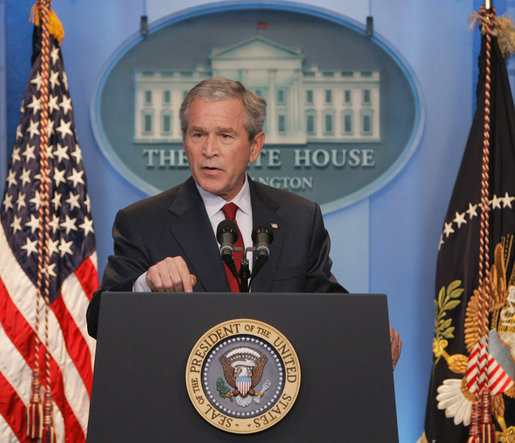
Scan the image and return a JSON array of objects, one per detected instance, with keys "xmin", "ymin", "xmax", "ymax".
[{"xmin": 236, "ymin": 377, "xmax": 252, "ymax": 396}]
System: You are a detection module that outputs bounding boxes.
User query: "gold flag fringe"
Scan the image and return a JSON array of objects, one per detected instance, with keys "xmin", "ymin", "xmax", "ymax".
[
  {"xmin": 470, "ymin": 12, "xmax": 515, "ymax": 58},
  {"xmin": 29, "ymin": 4, "xmax": 65, "ymax": 44}
]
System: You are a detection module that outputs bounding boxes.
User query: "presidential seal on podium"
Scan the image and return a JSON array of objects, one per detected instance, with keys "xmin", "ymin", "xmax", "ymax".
[{"xmin": 186, "ymin": 318, "xmax": 301, "ymax": 434}]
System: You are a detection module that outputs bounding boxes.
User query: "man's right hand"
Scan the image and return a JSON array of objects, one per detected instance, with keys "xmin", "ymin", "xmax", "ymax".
[{"xmin": 146, "ymin": 256, "xmax": 197, "ymax": 292}]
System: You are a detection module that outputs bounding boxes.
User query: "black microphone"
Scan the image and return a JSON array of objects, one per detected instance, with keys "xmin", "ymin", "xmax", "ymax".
[
  {"xmin": 251, "ymin": 222, "xmax": 274, "ymax": 279},
  {"xmin": 216, "ymin": 220, "xmax": 238, "ymax": 277},
  {"xmin": 252, "ymin": 222, "xmax": 274, "ymax": 259}
]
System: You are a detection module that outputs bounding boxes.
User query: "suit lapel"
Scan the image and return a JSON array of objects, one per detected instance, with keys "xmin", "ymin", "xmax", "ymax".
[
  {"xmin": 249, "ymin": 181, "xmax": 285, "ymax": 293},
  {"xmin": 167, "ymin": 178, "xmax": 229, "ymax": 292}
]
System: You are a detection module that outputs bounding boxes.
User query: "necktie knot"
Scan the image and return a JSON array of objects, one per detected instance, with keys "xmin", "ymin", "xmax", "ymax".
[{"xmin": 222, "ymin": 202, "xmax": 238, "ymax": 221}]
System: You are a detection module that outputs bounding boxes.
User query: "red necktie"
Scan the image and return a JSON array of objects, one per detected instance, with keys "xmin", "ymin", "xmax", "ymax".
[{"xmin": 222, "ymin": 203, "xmax": 244, "ymax": 292}]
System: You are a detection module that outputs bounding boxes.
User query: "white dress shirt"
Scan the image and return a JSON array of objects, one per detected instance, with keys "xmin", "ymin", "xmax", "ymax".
[{"xmin": 133, "ymin": 176, "xmax": 253, "ymax": 291}]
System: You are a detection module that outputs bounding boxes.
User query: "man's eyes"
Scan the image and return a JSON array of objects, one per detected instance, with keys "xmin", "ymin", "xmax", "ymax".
[{"xmin": 189, "ymin": 132, "xmax": 235, "ymax": 140}]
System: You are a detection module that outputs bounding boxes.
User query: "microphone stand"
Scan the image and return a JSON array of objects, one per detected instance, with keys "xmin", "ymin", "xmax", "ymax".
[
  {"xmin": 238, "ymin": 257, "xmax": 251, "ymax": 292},
  {"xmin": 235, "ymin": 247, "xmax": 267, "ymax": 292},
  {"xmin": 232, "ymin": 246, "xmax": 252, "ymax": 292}
]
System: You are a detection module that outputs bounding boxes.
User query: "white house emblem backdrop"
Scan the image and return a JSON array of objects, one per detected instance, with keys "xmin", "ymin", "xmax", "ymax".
[{"xmin": 91, "ymin": 3, "xmax": 423, "ymax": 212}]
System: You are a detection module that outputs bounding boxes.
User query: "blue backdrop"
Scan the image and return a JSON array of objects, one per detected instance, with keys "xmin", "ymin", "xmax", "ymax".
[{"xmin": 3, "ymin": 1, "xmax": 514, "ymax": 441}]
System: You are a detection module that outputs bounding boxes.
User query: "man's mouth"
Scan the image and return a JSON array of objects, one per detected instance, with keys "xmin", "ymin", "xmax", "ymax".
[{"xmin": 201, "ymin": 166, "xmax": 222, "ymax": 174}]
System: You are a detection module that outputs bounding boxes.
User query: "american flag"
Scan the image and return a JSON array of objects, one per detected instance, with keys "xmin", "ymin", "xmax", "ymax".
[{"xmin": 0, "ymin": 19, "xmax": 98, "ymax": 443}]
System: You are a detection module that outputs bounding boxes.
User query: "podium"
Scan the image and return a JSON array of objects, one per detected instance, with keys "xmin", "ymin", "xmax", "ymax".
[{"xmin": 87, "ymin": 292, "xmax": 398, "ymax": 442}]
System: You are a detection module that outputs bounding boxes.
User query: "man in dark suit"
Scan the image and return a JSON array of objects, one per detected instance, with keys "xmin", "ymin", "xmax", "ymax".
[{"xmin": 86, "ymin": 77, "xmax": 401, "ymax": 367}]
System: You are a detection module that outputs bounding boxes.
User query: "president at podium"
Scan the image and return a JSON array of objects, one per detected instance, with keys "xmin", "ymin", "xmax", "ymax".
[{"xmin": 86, "ymin": 77, "xmax": 401, "ymax": 368}]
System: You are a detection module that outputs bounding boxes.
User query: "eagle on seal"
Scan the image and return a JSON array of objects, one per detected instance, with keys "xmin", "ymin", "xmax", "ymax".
[{"xmin": 219, "ymin": 346, "xmax": 267, "ymax": 400}]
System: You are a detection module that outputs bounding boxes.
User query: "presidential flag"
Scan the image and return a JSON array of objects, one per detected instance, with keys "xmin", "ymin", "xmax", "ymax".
[
  {"xmin": 0, "ymin": 6, "xmax": 98, "ymax": 442},
  {"xmin": 422, "ymin": 9, "xmax": 515, "ymax": 443}
]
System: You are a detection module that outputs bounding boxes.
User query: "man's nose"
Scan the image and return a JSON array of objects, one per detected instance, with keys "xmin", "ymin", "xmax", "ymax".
[{"xmin": 202, "ymin": 134, "xmax": 218, "ymax": 157}]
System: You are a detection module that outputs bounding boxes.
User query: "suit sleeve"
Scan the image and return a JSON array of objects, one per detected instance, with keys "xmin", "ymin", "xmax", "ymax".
[
  {"xmin": 86, "ymin": 208, "xmax": 153, "ymax": 338},
  {"xmin": 304, "ymin": 203, "xmax": 348, "ymax": 293},
  {"xmin": 101, "ymin": 208, "xmax": 155, "ymax": 291}
]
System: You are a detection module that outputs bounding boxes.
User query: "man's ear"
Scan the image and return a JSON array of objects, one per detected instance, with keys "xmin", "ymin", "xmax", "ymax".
[{"xmin": 249, "ymin": 131, "xmax": 265, "ymax": 163}]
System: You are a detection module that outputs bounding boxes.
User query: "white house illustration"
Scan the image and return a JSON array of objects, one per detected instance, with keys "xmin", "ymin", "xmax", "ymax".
[{"xmin": 133, "ymin": 37, "xmax": 381, "ymax": 145}]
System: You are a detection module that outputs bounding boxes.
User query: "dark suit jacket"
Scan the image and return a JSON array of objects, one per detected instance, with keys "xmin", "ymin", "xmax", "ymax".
[{"xmin": 86, "ymin": 177, "xmax": 346, "ymax": 337}]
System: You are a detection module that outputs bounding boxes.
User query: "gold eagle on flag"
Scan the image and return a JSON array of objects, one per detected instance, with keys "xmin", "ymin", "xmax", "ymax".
[{"xmin": 434, "ymin": 240, "xmax": 515, "ymax": 441}]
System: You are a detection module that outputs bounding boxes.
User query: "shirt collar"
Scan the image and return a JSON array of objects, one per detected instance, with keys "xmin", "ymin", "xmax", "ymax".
[{"xmin": 196, "ymin": 175, "xmax": 252, "ymax": 219}]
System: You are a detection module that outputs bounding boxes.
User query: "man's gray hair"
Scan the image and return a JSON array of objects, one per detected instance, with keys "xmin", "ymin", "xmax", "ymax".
[{"xmin": 179, "ymin": 77, "xmax": 267, "ymax": 141}]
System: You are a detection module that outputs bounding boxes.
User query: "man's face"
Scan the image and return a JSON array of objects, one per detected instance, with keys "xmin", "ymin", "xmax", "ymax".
[{"xmin": 183, "ymin": 97, "xmax": 264, "ymax": 201}]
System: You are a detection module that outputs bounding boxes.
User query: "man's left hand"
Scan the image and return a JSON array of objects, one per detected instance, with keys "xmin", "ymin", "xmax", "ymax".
[{"xmin": 390, "ymin": 326, "xmax": 402, "ymax": 370}]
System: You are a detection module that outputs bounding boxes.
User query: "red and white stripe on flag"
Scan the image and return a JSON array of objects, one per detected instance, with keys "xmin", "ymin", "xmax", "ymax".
[
  {"xmin": 466, "ymin": 341, "xmax": 514, "ymax": 396},
  {"xmin": 0, "ymin": 227, "xmax": 98, "ymax": 441}
]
